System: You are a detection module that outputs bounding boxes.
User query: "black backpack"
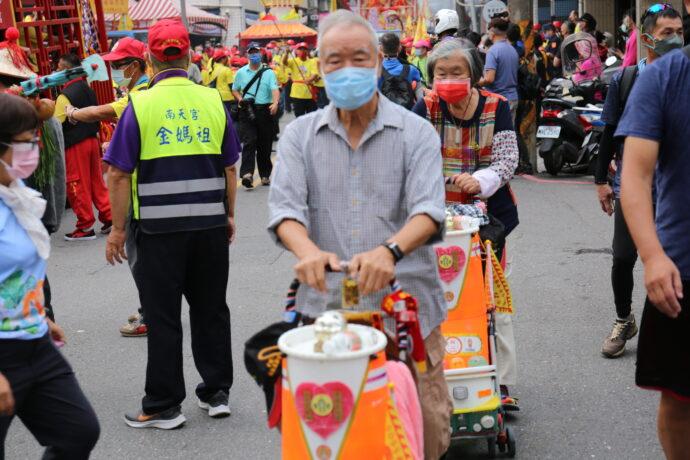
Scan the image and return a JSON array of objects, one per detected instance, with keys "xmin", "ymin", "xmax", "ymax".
[
  {"xmin": 517, "ymin": 61, "xmax": 541, "ymax": 100},
  {"xmin": 381, "ymin": 65, "xmax": 415, "ymax": 109}
]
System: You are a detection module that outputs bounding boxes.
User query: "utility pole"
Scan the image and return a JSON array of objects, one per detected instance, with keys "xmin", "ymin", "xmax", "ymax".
[{"xmin": 179, "ymin": 0, "xmax": 189, "ymax": 29}]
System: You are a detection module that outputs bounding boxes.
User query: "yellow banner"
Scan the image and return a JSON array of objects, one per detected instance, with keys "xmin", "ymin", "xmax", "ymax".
[{"xmin": 102, "ymin": 0, "xmax": 128, "ymax": 14}]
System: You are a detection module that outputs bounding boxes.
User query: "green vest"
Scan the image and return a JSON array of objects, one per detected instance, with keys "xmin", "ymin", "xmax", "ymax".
[{"xmin": 130, "ymin": 76, "xmax": 228, "ymax": 233}]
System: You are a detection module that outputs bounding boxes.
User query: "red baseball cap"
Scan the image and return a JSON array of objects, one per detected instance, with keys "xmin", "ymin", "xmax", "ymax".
[
  {"xmin": 102, "ymin": 37, "xmax": 146, "ymax": 61},
  {"xmin": 212, "ymin": 48, "xmax": 228, "ymax": 61},
  {"xmin": 148, "ymin": 19, "xmax": 190, "ymax": 62},
  {"xmin": 296, "ymin": 42, "xmax": 308, "ymax": 49}
]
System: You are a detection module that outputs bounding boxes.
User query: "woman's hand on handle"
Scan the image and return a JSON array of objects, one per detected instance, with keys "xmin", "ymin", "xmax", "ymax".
[{"xmin": 451, "ymin": 173, "xmax": 481, "ymax": 195}]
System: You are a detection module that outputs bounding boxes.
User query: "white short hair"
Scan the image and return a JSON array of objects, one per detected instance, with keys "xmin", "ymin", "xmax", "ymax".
[{"xmin": 318, "ymin": 9, "xmax": 378, "ymax": 53}]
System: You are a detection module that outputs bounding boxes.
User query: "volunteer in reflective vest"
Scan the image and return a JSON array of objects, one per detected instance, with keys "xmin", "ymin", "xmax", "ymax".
[{"xmin": 103, "ymin": 19, "xmax": 241, "ymax": 429}]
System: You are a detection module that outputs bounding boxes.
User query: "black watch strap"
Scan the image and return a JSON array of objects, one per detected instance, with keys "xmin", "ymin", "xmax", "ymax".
[{"xmin": 382, "ymin": 242, "xmax": 404, "ymax": 263}]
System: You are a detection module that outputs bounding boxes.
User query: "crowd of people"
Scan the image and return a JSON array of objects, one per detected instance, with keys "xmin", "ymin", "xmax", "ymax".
[{"xmin": 2, "ymin": 2, "xmax": 690, "ymax": 459}]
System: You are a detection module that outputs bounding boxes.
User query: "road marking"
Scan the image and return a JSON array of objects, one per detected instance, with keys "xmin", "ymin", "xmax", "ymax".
[{"xmin": 518, "ymin": 174, "xmax": 593, "ymax": 186}]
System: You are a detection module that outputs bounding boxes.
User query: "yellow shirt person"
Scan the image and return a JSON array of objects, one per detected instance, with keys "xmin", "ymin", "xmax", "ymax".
[
  {"xmin": 210, "ymin": 61, "xmax": 235, "ymax": 102},
  {"xmin": 284, "ymin": 49, "xmax": 318, "ymax": 100}
]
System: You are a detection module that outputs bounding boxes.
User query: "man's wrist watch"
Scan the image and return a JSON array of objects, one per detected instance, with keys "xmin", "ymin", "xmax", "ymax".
[{"xmin": 381, "ymin": 241, "xmax": 404, "ymax": 264}]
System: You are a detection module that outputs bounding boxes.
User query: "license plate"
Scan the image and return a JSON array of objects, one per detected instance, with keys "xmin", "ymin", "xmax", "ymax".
[
  {"xmin": 537, "ymin": 125, "xmax": 561, "ymax": 138},
  {"xmin": 582, "ymin": 131, "xmax": 592, "ymax": 147}
]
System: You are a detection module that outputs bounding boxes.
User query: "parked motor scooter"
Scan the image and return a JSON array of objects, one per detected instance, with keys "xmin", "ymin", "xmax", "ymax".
[{"xmin": 537, "ymin": 33, "xmax": 607, "ymax": 176}]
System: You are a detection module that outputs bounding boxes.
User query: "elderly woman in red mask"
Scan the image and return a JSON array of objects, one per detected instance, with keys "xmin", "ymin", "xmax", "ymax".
[{"xmin": 411, "ymin": 37, "xmax": 521, "ymax": 408}]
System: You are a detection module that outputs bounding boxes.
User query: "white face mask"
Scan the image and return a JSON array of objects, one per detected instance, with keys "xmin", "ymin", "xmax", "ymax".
[{"xmin": 111, "ymin": 63, "xmax": 132, "ymax": 87}]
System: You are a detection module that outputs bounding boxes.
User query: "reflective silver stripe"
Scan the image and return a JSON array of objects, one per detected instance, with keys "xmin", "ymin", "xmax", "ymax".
[
  {"xmin": 139, "ymin": 203, "xmax": 226, "ymax": 219},
  {"xmin": 137, "ymin": 178, "xmax": 226, "ymax": 196}
]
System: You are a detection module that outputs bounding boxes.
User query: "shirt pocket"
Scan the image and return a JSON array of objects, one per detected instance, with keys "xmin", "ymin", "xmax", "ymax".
[{"xmin": 367, "ymin": 176, "xmax": 404, "ymax": 222}]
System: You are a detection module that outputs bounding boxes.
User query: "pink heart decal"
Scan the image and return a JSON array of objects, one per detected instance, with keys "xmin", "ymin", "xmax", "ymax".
[
  {"xmin": 295, "ymin": 382, "xmax": 354, "ymax": 439},
  {"xmin": 435, "ymin": 246, "xmax": 466, "ymax": 283}
]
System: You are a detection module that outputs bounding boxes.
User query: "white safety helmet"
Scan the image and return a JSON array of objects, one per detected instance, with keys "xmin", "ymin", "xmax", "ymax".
[{"xmin": 434, "ymin": 9, "xmax": 460, "ymax": 35}]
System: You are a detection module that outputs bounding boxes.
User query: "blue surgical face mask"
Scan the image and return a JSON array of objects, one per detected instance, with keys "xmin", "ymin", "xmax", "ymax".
[
  {"xmin": 414, "ymin": 48, "xmax": 424, "ymax": 57},
  {"xmin": 324, "ymin": 65, "xmax": 378, "ymax": 111},
  {"xmin": 248, "ymin": 53, "xmax": 262, "ymax": 65},
  {"xmin": 111, "ymin": 68, "xmax": 131, "ymax": 87}
]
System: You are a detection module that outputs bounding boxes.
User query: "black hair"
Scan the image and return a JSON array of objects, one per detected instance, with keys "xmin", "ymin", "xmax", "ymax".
[
  {"xmin": 489, "ymin": 17, "xmax": 510, "ymax": 34},
  {"xmin": 533, "ymin": 34, "xmax": 544, "ymax": 48},
  {"xmin": 59, "ymin": 53, "xmax": 81, "ymax": 68},
  {"xmin": 506, "ymin": 23, "xmax": 522, "ymax": 43},
  {"xmin": 465, "ymin": 31, "xmax": 482, "ymax": 48},
  {"xmin": 563, "ymin": 21, "xmax": 576, "ymax": 34},
  {"xmin": 0, "ymin": 94, "xmax": 39, "ymax": 155},
  {"xmin": 580, "ymin": 13, "xmax": 597, "ymax": 32},
  {"xmin": 625, "ymin": 8, "xmax": 636, "ymax": 23},
  {"xmin": 643, "ymin": 7, "xmax": 681, "ymax": 33},
  {"xmin": 380, "ymin": 32, "xmax": 400, "ymax": 56}
]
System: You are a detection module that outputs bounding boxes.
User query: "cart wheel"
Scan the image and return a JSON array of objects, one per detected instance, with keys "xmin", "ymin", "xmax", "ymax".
[
  {"xmin": 487, "ymin": 437, "xmax": 497, "ymax": 458},
  {"xmin": 506, "ymin": 427, "xmax": 516, "ymax": 458}
]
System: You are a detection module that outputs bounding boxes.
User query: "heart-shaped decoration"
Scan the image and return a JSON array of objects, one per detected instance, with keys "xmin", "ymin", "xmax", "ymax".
[
  {"xmin": 435, "ymin": 246, "xmax": 466, "ymax": 283},
  {"xmin": 295, "ymin": 382, "xmax": 354, "ymax": 439}
]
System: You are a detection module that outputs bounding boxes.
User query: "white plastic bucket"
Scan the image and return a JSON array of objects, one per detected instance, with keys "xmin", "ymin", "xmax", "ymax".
[
  {"xmin": 435, "ymin": 225, "xmax": 480, "ymax": 310},
  {"xmin": 278, "ymin": 324, "xmax": 387, "ymax": 459}
]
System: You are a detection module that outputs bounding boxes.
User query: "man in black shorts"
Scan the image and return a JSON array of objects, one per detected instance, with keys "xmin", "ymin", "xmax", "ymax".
[{"xmin": 617, "ymin": 36, "xmax": 690, "ymax": 457}]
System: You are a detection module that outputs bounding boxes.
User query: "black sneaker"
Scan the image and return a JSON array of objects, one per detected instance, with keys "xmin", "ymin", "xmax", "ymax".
[
  {"xmin": 261, "ymin": 177, "xmax": 270, "ymax": 186},
  {"xmin": 241, "ymin": 174, "xmax": 254, "ymax": 189},
  {"xmin": 124, "ymin": 406, "xmax": 186, "ymax": 429},
  {"xmin": 198, "ymin": 390, "xmax": 231, "ymax": 418},
  {"xmin": 100, "ymin": 221, "xmax": 112, "ymax": 234}
]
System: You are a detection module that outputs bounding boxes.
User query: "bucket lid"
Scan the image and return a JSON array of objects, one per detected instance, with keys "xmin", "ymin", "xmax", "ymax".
[{"xmin": 278, "ymin": 324, "xmax": 386, "ymax": 361}]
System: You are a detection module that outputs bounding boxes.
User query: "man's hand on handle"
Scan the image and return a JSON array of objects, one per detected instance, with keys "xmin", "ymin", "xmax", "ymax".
[
  {"xmin": 644, "ymin": 253, "xmax": 684, "ymax": 319},
  {"xmin": 294, "ymin": 249, "xmax": 341, "ymax": 293},
  {"xmin": 349, "ymin": 246, "xmax": 395, "ymax": 296}
]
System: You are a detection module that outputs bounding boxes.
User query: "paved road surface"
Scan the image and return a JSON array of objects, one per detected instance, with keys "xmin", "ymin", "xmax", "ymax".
[{"xmin": 6, "ymin": 171, "xmax": 663, "ymax": 459}]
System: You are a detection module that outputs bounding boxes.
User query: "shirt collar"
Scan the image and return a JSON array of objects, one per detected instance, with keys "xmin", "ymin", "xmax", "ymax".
[
  {"xmin": 135, "ymin": 75, "xmax": 149, "ymax": 86},
  {"xmin": 638, "ymin": 58, "xmax": 647, "ymax": 72},
  {"xmin": 316, "ymin": 92, "xmax": 405, "ymax": 133},
  {"xmin": 149, "ymin": 68, "xmax": 188, "ymax": 87}
]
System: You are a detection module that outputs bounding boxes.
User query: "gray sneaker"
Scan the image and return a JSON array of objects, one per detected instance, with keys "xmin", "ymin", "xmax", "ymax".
[
  {"xmin": 198, "ymin": 390, "xmax": 231, "ymax": 418},
  {"xmin": 602, "ymin": 315, "xmax": 638, "ymax": 358}
]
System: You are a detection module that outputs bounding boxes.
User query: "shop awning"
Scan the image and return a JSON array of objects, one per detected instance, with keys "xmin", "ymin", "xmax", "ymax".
[
  {"xmin": 239, "ymin": 22, "xmax": 316, "ymax": 40},
  {"xmin": 129, "ymin": 0, "xmax": 228, "ymax": 30}
]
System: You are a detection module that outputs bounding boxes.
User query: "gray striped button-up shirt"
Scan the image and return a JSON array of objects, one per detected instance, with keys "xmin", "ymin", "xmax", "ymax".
[{"xmin": 268, "ymin": 95, "xmax": 447, "ymax": 338}]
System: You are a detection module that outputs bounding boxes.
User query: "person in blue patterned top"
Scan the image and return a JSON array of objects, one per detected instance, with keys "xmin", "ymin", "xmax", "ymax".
[{"xmin": 0, "ymin": 94, "xmax": 99, "ymax": 459}]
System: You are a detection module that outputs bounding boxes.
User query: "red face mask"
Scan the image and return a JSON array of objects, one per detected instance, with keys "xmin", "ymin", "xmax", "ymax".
[
  {"xmin": 434, "ymin": 78, "xmax": 471, "ymax": 104},
  {"xmin": 297, "ymin": 50, "xmax": 307, "ymax": 59}
]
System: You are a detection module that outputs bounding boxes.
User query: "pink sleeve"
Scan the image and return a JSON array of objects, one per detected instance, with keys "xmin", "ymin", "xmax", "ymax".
[{"xmin": 622, "ymin": 29, "xmax": 638, "ymax": 67}]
